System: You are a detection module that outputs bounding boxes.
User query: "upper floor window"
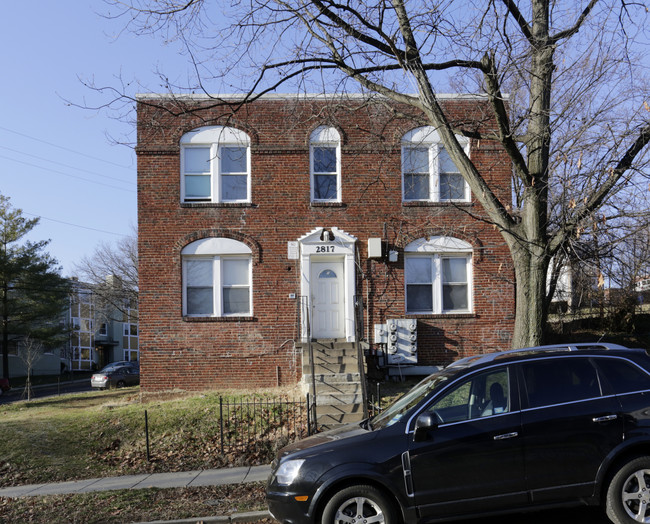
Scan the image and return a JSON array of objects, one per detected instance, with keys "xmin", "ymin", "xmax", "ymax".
[
  {"xmin": 182, "ymin": 238, "xmax": 252, "ymax": 317},
  {"xmin": 310, "ymin": 126, "xmax": 341, "ymax": 202},
  {"xmin": 405, "ymin": 237, "xmax": 473, "ymax": 314},
  {"xmin": 402, "ymin": 127, "xmax": 469, "ymax": 202},
  {"xmin": 181, "ymin": 126, "xmax": 251, "ymax": 203}
]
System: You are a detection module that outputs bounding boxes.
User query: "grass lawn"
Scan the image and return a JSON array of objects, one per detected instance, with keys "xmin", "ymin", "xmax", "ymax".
[
  {"xmin": 0, "ymin": 387, "xmax": 310, "ymax": 488},
  {"xmin": 0, "ymin": 387, "xmax": 308, "ymax": 523}
]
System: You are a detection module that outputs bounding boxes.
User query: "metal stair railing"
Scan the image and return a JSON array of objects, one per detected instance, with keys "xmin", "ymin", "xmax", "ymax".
[
  {"xmin": 300, "ymin": 294, "xmax": 318, "ymax": 434},
  {"xmin": 354, "ymin": 294, "xmax": 369, "ymax": 419}
]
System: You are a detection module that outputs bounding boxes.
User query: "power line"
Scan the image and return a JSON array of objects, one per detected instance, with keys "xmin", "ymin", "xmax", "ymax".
[
  {"xmin": 0, "ymin": 145, "xmax": 134, "ymax": 185},
  {"xmin": 22, "ymin": 212, "xmax": 129, "ymax": 237},
  {"xmin": 0, "ymin": 154, "xmax": 136, "ymax": 193},
  {"xmin": 0, "ymin": 125, "xmax": 134, "ymax": 170}
]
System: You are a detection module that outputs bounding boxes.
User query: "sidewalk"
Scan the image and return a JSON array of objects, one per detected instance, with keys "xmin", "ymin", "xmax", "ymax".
[{"xmin": 0, "ymin": 465, "xmax": 273, "ymax": 523}]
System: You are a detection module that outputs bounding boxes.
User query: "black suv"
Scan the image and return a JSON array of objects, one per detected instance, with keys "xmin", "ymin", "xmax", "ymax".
[{"xmin": 267, "ymin": 343, "xmax": 650, "ymax": 524}]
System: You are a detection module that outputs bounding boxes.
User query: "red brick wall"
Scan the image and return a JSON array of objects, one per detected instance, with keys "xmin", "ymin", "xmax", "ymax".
[{"xmin": 136, "ymin": 96, "xmax": 515, "ymax": 392}]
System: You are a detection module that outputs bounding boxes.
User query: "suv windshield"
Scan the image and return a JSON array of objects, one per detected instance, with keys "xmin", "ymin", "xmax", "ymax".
[{"xmin": 370, "ymin": 365, "xmax": 465, "ymax": 429}]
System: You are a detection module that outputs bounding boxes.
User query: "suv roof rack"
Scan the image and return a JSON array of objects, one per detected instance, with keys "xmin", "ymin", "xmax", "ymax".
[
  {"xmin": 510, "ymin": 342, "xmax": 629, "ymax": 353},
  {"xmin": 448, "ymin": 342, "xmax": 629, "ymax": 368}
]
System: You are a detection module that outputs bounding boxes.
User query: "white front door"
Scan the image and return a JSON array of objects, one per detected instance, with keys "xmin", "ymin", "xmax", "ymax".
[{"xmin": 311, "ymin": 261, "xmax": 345, "ymax": 339}]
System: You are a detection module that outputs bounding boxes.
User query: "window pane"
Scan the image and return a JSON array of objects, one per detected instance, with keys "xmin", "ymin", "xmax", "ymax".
[
  {"xmin": 186, "ymin": 259, "xmax": 213, "ymax": 286},
  {"xmin": 522, "ymin": 358, "xmax": 601, "ymax": 408},
  {"xmin": 442, "ymin": 258, "xmax": 467, "ymax": 283},
  {"xmin": 313, "ymin": 146, "xmax": 337, "ymax": 173},
  {"xmin": 223, "ymin": 287, "xmax": 250, "ymax": 314},
  {"xmin": 185, "ymin": 147, "xmax": 211, "ymax": 173},
  {"xmin": 187, "ymin": 288, "xmax": 214, "ymax": 315},
  {"xmin": 595, "ymin": 358, "xmax": 650, "ymax": 394},
  {"xmin": 185, "ymin": 175, "xmax": 211, "ymax": 199},
  {"xmin": 481, "ymin": 370, "xmax": 509, "ymax": 417},
  {"xmin": 438, "ymin": 148, "xmax": 458, "ymax": 174},
  {"xmin": 428, "ymin": 379, "xmax": 472, "ymax": 423},
  {"xmin": 407, "ymin": 284, "xmax": 433, "ymax": 312},
  {"xmin": 403, "ymin": 147, "xmax": 428, "ymax": 173},
  {"xmin": 222, "ymin": 259, "xmax": 250, "ymax": 286},
  {"xmin": 428, "ymin": 369, "xmax": 509, "ymax": 423},
  {"xmin": 404, "ymin": 174, "xmax": 429, "ymax": 200},
  {"xmin": 314, "ymin": 174, "xmax": 337, "ymax": 200},
  {"xmin": 221, "ymin": 174, "xmax": 247, "ymax": 201},
  {"xmin": 406, "ymin": 257, "xmax": 432, "ymax": 284},
  {"xmin": 440, "ymin": 173, "xmax": 465, "ymax": 200},
  {"xmin": 443, "ymin": 284, "xmax": 468, "ymax": 310},
  {"xmin": 221, "ymin": 146, "xmax": 247, "ymax": 173}
]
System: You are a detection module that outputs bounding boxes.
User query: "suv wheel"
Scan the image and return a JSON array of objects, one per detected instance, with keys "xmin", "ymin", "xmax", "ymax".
[
  {"xmin": 606, "ymin": 456, "xmax": 650, "ymax": 523},
  {"xmin": 321, "ymin": 485, "xmax": 398, "ymax": 524}
]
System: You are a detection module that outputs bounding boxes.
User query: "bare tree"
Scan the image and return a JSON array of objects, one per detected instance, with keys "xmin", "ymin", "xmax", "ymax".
[
  {"xmin": 18, "ymin": 336, "xmax": 43, "ymax": 401},
  {"xmin": 73, "ymin": 229, "xmax": 138, "ymax": 323},
  {"xmin": 101, "ymin": 0, "xmax": 650, "ymax": 348}
]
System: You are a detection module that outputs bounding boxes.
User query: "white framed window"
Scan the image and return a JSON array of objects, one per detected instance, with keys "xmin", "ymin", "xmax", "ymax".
[
  {"xmin": 404, "ymin": 237, "xmax": 473, "ymax": 314},
  {"xmin": 310, "ymin": 126, "xmax": 341, "ymax": 202},
  {"xmin": 181, "ymin": 126, "xmax": 251, "ymax": 203},
  {"xmin": 182, "ymin": 238, "xmax": 252, "ymax": 317},
  {"xmin": 402, "ymin": 127, "xmax": 470, "ymax": 202}
]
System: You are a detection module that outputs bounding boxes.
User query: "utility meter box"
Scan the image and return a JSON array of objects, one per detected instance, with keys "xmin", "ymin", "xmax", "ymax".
[
  {"xmin": 368, "ymin": 238, "xmax": 383, "ymax": 258},
  {"xmin": 386, "ymin": 319, "xmax": 418, "ymax": 364}
]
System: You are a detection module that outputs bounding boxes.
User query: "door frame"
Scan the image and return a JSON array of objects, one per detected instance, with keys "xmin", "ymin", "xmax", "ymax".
[{"xmin": 298, "ymin": 227, "xmax": 357, "ymax": 342}]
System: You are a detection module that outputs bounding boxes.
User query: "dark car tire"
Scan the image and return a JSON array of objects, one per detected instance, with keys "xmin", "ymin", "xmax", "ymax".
[
  {"xmin": 605, "ymin": 456, "xmax": 650, "ymax": 524},
  {"xmin": 321, "ymin": 485, "xmax": 398, "ymax": 524},
  {"xmin": 116, "ymin": 380, "xmax": 126, "ymax": 388}
]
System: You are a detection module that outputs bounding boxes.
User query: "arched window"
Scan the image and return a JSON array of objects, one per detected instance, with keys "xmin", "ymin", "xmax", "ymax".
[
  {"xmin": 404, "ymin": 237, "xmax": 473, "ymax": 314},
  {"xmin": 180, "ymin": 126, "xmax": 251, "ymax": 203},
  {"xmin": 310, "ymin": 126, "xmax": 341, "ymax": 202},
  {"xmin": 182, "ymin": 238, "xmax": 252, "ymax": 317},
  {"xmin": 402, "ymin": 127, "xmax": 469, "ymax": 202}
]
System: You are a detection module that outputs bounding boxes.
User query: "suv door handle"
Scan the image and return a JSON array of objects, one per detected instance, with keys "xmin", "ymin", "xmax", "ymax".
[
  {"xmin": 494, "ymin": 432, "xmax": 518, "ymax": 441},
  {"xmin": 593, "ymin": 414, "xmax": 618, "ymax": 423}
]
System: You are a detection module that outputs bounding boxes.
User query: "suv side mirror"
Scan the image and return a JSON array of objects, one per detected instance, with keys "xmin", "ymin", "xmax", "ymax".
[{"xmin": 414, "ymin": 413, "xmax": 437, "ymax": 442}]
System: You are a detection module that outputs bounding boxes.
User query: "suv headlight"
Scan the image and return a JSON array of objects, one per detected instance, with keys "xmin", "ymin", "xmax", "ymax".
[{"xmin": 275, "ymin": 459, "xmax": 305, "ymax": 486}]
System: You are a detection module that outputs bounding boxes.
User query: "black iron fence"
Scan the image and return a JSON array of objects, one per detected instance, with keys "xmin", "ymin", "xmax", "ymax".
[{"xmin": 143, "ymin": 395, "xmax": 311, "ymax": 464}]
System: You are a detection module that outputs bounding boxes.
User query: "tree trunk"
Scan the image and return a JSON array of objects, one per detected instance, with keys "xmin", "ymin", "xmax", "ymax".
[{"xmin": 510, "ymin": 243, "xmax": 550, "ymax": 349}]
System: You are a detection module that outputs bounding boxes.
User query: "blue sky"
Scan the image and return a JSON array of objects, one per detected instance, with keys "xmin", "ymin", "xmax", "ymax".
[{"xmin": 0, "ymin": 2, "xmax": 192, "ymax": 276}]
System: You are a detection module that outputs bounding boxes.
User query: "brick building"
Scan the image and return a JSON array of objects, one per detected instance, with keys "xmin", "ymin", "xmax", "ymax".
[{"xmin": 136, "ymin": 94, "xmax": 515, "ymax": 395}]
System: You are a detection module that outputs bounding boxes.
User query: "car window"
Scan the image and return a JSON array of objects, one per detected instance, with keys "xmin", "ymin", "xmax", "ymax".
[
  {"xmin": 594, "ymin": 357, "xmax": 650, "ymax": 394},
  {"xmin": 370, "ymin": 365, "xmax": 466, "ymax": 429},
  {"xmin": 426, "ymin": 368, "xmax": 510, "ymax": 424},
  {"xmin": 522, "ymin": 358, "xmax": 601, "ymax": 408}
]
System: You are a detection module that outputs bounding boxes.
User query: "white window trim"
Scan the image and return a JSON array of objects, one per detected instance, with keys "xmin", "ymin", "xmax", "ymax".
[
  {"xmin": 310, "ymin": 126, "xmax": 341, "ymax": 203},
  {"xmin": 180, "ymin": 126, "xmax": 251, "ymax": 204},
  {"xmin": 404, "ymin": 237, "xmax": 473, "ymax": 314},
  {"xmin": 402, "ymin": 127, "xmax": 470, "ymax": 203},
  {"xmin": 181, "ymin": 238, "xmax": 253, "ymax": 317}
]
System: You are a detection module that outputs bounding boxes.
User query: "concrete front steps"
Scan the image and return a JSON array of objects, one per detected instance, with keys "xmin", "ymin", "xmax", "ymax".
[{"xmin": 300, "ymin": 341, "xmax": 367, "ymax": 430}]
